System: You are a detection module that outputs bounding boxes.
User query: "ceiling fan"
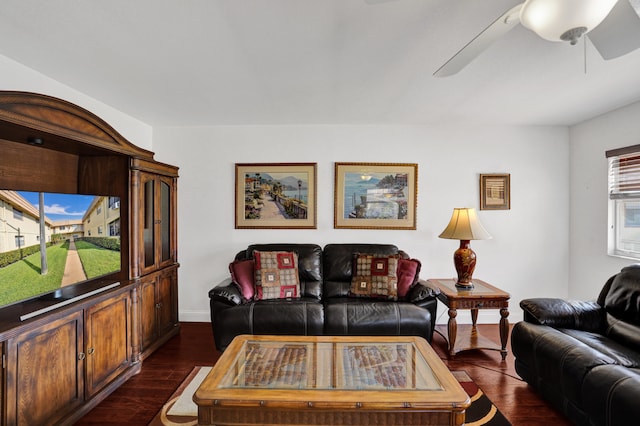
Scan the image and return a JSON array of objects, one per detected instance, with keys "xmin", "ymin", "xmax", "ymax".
[{"xmin": 433, "ymin": 0, "xmax": 640, "ymax": 77}]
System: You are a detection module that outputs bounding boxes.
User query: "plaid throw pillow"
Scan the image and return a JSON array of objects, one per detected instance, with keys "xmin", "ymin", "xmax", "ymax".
[
  {"xmin": 350, "ymin": 254, "xmax": 399, "ymax": 300},
  {"xmin": 254, "ymin": 250, "xmax": 301, "ymax": 300}
]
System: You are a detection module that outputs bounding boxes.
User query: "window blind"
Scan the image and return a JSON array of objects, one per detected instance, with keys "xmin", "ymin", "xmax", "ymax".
[{"xmin": 607, "ymin": 145, "xmax": 640, "ymax": 199}]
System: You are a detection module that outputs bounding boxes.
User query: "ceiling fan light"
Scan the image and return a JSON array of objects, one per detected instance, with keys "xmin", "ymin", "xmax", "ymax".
[{"xmin": 520, "ymin": 0, "xmax": 618, "ymax": 43}]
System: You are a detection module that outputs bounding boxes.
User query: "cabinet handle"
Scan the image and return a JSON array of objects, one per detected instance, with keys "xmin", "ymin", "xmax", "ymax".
[
  {"xmin": 88, "ymin": 347, "xmax": 95, "ymax": 355},
  {"xmin": 156, "ymin": 303, "xmax": 161, "ymax": 309},
  {"xmin": 78, "ymin": 352, "xmax": 86, "ymax": 360}
]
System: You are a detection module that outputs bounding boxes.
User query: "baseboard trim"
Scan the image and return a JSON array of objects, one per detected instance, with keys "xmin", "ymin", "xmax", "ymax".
[{"xmin": 179, "ymin": 310, "xmax": 210, "ymax": 322}]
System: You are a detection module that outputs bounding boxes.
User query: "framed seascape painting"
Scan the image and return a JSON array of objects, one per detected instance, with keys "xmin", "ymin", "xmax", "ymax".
[
  {"xmin": 479, "ymin": 173, "xmax": 510, "ymax": 210},
  {"xmin": 235, "ymin": 163, "xmax": 317, "ymax": 229},
  {"xmin": 334, "ymin": 162, "xmax": 417, "ymax": 230}
]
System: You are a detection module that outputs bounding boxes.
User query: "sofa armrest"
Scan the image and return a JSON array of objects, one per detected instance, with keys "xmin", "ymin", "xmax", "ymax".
[
  {"xmin": 520, "ymin": 298, "xmax": 604, "ymax": 331},
  {"xmin": 208, "ymin": 278, "xmax": 243, "ymax": 307},
  {"xmin": 407, "ymin": 280, "xmax": 440, "ymax": 304}
]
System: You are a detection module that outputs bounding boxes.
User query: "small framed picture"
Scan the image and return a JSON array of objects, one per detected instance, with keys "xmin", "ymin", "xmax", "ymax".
[
  {"xmin": 334, "ymin": 162, "xmax": 417, "ymax": 230},
  {"xmin": 480, "ymin": 173, "xmax": 510, "ymax": 210},
  {"xmin": 235, "ymin": 163, "xmax": 317, "ymax": 229}
]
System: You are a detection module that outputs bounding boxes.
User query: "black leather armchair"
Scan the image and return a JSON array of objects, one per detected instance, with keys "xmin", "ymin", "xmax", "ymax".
[
  {"xmin": 209, "ymin": 243, "xmax": 439, "ymax": 351},
  {"xmin": 511, "ymin": 265, "xmax": 640, "ymax": 426}
]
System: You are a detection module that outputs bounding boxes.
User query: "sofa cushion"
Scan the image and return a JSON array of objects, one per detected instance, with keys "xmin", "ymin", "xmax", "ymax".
[
  {"xmin": 229, "ymin": 259, "xmax": 255, "ymax": 301},
  {"xmin": 350, "ymin": 253, "xmax": 399, "ymax": 300},
  {"xmin": 251, "ymin": 299, "xmax": 325, "ymax": 336},
  {"xmin": 397, "ymin": 257, "xmax": 421, "ymax": 298},
  {"xmin": 254, "ymin": 250, "xmax": 301, "ymax": 300},
  {"xmin": 324, "ymin": 298, "xmax": 431, "ymax": 339},
  {"xmin": 582, "ymin": 365, "xmax": 640, "ymax": 426},
  {"xmin": 562, "ymin": 328, "xmax": 640, "ymax": 368},
  {"xmin": 210, "ymin": 297, "xmax": 324, "ymax": 350}
]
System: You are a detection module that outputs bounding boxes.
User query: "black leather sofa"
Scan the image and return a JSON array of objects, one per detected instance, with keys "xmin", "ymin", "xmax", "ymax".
[
  {"xmin": 209, "ymin": 243, "xmax": 439, "ymax": 351},
  {"xmin": 511, "ymin": 265, "xmax": 640, "ymax": 426}
]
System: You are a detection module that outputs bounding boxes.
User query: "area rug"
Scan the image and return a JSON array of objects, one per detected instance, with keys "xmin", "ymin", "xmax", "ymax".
[
  {"xmin": 451, "ymin": 370, "xmax": 511, "ymax": 426},
  {"xmin": 148, "ymin": 367, "xmax": 510, "ymax": 426}
]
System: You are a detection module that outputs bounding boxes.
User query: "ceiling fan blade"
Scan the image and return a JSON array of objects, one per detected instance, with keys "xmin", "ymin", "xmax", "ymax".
[
  {"xmin": 434, "ymin": 4, "xmax": 523, "ymax": 77},
  {"xmin": 588, "ymin": 0, "xmax": 640, "ymax": 60}
]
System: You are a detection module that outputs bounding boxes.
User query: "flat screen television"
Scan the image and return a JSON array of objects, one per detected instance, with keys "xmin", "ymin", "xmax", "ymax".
[{"xmin": 0, "ymin": 190, "xmax": 122, "ymax": 317}]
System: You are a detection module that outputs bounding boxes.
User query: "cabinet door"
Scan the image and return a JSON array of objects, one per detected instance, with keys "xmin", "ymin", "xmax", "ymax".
[
  {"xmin": 157, "ymin": 268, "xmax": 178, "ymax": 337},
  {"xmin": 85, "ymin": 291, "xmax": 131, "ymax": 398},
  {"xmin": 139, "ymin": 275, "xmax": 158, "ymax": 351},
  {"xmin": 5, "ymin": 311, "xmax": 84, "ymax": 426},
  {"xmin": 139, "ymin": 172, "xmax": 176, "ymax": 276},
  {"xmin": 158, "ymin": 175, "xmax": 175, "ymax": 269}
]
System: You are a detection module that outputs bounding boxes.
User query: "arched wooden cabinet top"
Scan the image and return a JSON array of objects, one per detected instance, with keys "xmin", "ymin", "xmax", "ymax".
[{"xmin": 0, "ymin": 90, "xmax": 154, "ymax": 159}]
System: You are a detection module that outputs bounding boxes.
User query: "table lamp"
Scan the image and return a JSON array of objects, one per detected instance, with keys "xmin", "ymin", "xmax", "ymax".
[{"xmin": 439, "ymin": 208, "xmax": 492, "ymax": 288}]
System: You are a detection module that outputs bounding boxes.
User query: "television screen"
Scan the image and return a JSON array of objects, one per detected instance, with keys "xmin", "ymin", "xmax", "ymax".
[{"xmin": 0, "ymin": 190, "xmax": 121, "ymax": 308}]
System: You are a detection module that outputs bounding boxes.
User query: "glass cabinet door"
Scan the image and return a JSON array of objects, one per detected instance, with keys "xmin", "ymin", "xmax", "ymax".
[{"xmin": 139, "ymin": 172, "xmax": 175, "ymax": 275}]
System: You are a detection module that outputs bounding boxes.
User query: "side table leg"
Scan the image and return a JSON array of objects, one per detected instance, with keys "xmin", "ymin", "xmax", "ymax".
[
  {"xmin": 470, "ymin": 308, "xmax": 479, "ymax": 330},
  {"xmin": 447, "ymin": 308, "xmax": 458, "ymax": 357},
  {"xmin": 499, "ymin": 308, "xmax": 510, "ymax": 361}
]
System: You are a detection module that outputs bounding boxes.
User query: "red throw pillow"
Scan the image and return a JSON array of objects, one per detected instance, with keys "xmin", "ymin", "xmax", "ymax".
[
  {"xmin": 229, "ymin": 259, "xmax": 255, "ymax": 302},
  {"xmin": 253, "ymin": 250, "xmax": 301, "ymax": 300},
  {"xmin": 397, "ymin": 258, "xmax": 421, "ymax": 298}
]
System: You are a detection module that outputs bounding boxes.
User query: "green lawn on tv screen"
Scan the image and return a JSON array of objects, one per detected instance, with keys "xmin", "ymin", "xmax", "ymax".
[{"xmin": 0, "ymin": 241, "xmax": 119, "ymax": 306}]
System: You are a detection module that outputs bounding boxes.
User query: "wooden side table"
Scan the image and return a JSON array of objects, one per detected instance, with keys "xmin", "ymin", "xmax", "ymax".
[{"xmin": 426, "ymin": 278, "xmax": 510, "ymax": 361}]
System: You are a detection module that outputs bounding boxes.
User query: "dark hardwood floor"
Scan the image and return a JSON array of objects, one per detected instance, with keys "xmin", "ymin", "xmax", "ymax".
[{"xmin": 75, "ymin": 322, "xmax": 572, "ymax": 425}]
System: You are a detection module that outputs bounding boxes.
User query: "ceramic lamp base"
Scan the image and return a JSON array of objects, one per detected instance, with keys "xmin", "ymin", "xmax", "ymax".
[{"xmin": 453, "ymin": 240, "xmax": 476, "ymax": 288}]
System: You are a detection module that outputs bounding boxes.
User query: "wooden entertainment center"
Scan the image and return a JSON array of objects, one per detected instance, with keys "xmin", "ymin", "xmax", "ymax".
[{"xmin": 0, "ymin": 91, "xmax": 179, "ymax": 425}]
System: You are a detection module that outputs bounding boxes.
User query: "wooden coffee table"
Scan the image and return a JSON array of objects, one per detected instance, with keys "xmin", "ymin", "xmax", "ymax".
[
  {"xmin": 426, "ymin": 278, "xmax": 510, "ymax": 360},
  {"xmin": 194, "ymin": 334, "xmax": 470, "ymax": 425}
]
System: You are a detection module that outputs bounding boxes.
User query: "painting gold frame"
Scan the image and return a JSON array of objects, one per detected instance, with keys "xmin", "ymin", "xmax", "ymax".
[
  {"xmin": 479, "ymin": 173, "xmax": 510, "ymax": 210},
  {"xmin": 235, "ymin": 163, "xmax": 317, "ymax": 229},
  {"xmin": 334, "ymin": 162, "xmax": 417, "ymax": 230}
]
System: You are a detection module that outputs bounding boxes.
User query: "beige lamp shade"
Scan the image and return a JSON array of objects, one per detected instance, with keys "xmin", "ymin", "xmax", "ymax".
[
  {"xmin": 439, "ymin": 208, "xmax": 492, "ymax": 241},
  {"xmin": 439, "ymin": 208, "xmax": 491, "ymax": 287}
]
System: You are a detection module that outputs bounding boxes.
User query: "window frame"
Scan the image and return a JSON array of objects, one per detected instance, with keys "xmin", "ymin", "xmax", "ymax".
[{"xmin": 606, "ymin": 144, "xmax": 640, "ymax": 259}]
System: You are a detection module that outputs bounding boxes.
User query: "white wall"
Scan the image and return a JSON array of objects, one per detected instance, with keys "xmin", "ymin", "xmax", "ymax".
[
  {"xmin": 569, "ymin": 100, "xmax": 640, "ymax": 300},
  {"xmin": 0, "ymin": 54, "xmax": 152, "ymax": 149},
  {"xmin": 153, "ymin": 124, "xmax": 570, "ymax": 325}
]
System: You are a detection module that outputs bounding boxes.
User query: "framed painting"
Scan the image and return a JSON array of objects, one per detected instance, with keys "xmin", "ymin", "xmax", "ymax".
[
  {"xmin": 334, "ymin": 162, "xmax": 417, "ymax": 230},
  {"xmin": 235, "ymin": 163, "xmax": 317, "ymax": 229},
  {"xmin": 480, "ymin": 173, "xmax": 510, "ymax": 210}
]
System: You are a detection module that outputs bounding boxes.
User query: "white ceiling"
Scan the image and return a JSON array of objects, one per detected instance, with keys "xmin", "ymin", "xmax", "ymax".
[{"xmin": 1, "ymin": 0, "xmax": 640, "ymax": 127}]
